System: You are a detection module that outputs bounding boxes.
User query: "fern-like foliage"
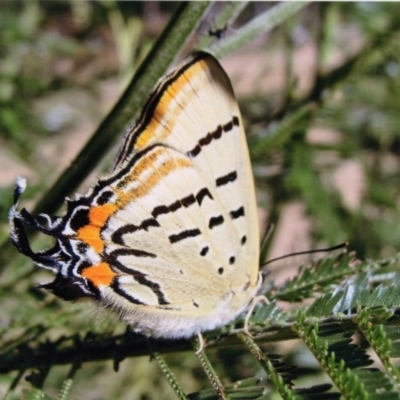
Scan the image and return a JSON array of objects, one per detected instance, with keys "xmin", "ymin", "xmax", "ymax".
[
  {"xmin": 215, "ymin": 252, "xmax": 400, "ymax": 399},
  {"xmin": 2, "ymin": 252, "xmax": 400, "ymax": 399},
  {"xmin": 274, "ymin": 251, "xmax": 361, "ymax": 302}
]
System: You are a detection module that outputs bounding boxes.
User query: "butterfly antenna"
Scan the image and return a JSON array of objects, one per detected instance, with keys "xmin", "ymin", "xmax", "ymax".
[
  {"xmin": 262, "ymin": 242, "xmax": 349, "ymax": 267},
  {"xmin": 259, "ymin": 223, "xmax": 275, "ymax": 266},
  {"xmin": 260, "ymin": 223, "xmax": 274, "ymax": 252}
]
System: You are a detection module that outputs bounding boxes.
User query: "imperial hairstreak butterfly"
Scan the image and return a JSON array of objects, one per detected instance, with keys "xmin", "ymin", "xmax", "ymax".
[{"xmin": 9, "ymin": 52, "xmax": 260, "ymax": 342}]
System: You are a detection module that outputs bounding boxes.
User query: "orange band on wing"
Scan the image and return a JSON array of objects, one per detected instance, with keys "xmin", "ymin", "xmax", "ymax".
[
  {"xmin": 77, "ymin": 204, "xmax": 118, "ymax": 253},
  {"xmin": 81, "ymin": 262, "xmax": 117, "ymax": 287},
  {"xmin": 117, "ymin": 157, "xmax": 191, "ymax": 204},
  {"xmin": 88, "ymin": 204, "xmax": 118, "ymax": 226},
  {"xmin": 134, "ymin": 61, "xmax": 204, "ymax": 149}
]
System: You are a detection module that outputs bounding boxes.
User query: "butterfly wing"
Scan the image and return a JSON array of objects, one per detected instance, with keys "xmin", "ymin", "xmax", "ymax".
[{"xmin": 9, "ymin": 52, "xmax": 259, "ymax": 338}]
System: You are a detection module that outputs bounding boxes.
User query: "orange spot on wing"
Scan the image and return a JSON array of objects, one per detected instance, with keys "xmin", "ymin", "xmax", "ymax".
[
  {"xmin": 81, "ymin": 262, "xmax": 117, "ymax": 287},
  {"xmin": 77, "ymin": 204, "xmax": 118, "ymax": 253},
  {"xmin": 77, "ymin": 225, "xmax": 103, "ymax": 253},
  {"xmin": 89, "ymin": 204, "xmax": 118, "ymax": 227}
]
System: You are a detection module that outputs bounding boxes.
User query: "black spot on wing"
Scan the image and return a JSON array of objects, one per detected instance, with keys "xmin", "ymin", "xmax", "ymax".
[
  {"xmin": 169, "ymin": 228, "xmax": 201, "ymax": 244},
  {"xmin": 69, "ymin": 208, "xmax": 90, "ymax": 232},
  {"xmin": 188, "ymin": 145, "xmax": 201, "ymax": 158},
  {"xmin": 229, "ymin": 256, "xmax": 235, "ymax": 264},
  {"xmin": 152, "ymin": 205, "xmax": 169, "ymax": 218},
  {"xmin": 216, "ymin": 171, "xmax": 237, "ymax": 187},
  {"xmin": 181, "ymin": 194, "xmax": 196, "ymax": 207},
  {"xmin": 200, "ymin": 246, "xmax": 209, "ymax": 256},
  {"xmin": 223, "ymin": 121, "xmax": 233, "ymax": 132},
  {"xmin": 208, "ymin": 215, "xmax": 224, "ymax": 229},
  {"xmin": 230, "ymin": 206, "xmax": 245, "ymax": 220},
  {"xmin": 241, "ymin": 235, "xmax": 247, "ymax": 245},
  {"xmin": 169, "ymin": 200, "xmax": 181, "ymax": 213},
  {"xmin": 96, "ymin": 190, "xmax": 113, "ymax": 205},
  {"xmin": 196, "ymin": 188, "xmax": 213, "ymax": 205}
]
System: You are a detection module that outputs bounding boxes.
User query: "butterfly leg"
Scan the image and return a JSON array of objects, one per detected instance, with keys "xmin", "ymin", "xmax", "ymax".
[
  {"xmin": 244, "ymin": 295, "xmax": 270, "ymax": 335},
  {"xmin": 195, "ymin": 332, "xmax": 205, "ymax": 354}
]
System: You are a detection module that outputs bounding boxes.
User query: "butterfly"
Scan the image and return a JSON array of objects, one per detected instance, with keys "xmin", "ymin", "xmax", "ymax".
[{"xmin": 9, "ymin": 51, "xmax": 260, "ymax": 341}]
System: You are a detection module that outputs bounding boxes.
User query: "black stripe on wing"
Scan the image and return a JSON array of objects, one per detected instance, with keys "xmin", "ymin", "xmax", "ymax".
[
  {"xmin": 187, "ymin": 116, "xmax": 239, "ymax": 158},
  {"xmin": 169, "ymin": 228, "xmax": 201, "ymax": 244},
  {"xmin": 216, "ymin": 171, "xmax": 237, "ymax": 187}
]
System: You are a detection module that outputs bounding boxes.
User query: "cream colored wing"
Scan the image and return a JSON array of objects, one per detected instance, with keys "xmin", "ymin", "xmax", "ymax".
[
  {"xmin": 9, "ymin": 52, "xmax": 259, "ymax": 339},
  {"xmin": 98, "ymin": 53, "xmax": 260, "ymax": 336}
]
